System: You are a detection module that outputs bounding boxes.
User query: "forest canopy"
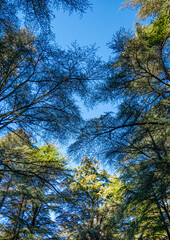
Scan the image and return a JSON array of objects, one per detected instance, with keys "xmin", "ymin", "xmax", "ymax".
[{"xmin": 0, "ymin": 0, "xmax": 169, "ymax": 239}]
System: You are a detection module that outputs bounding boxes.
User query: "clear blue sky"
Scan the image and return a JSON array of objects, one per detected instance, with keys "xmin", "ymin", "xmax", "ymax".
[
  {"xmin": 52, "ymin": 0, "xmax": 137, "ymax": 119},
  {"xmin": 52, "ymin": 0, "xmax": 137, "ymax": 60}
]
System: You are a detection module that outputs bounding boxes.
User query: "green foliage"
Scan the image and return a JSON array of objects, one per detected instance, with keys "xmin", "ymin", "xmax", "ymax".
[
  {"xmin": 58, "ymin": 156, "xmax": 122, "ymax": 240},
  {"xmin": 122, "ymin": 0, "xmax": 169, "ymax": 21},
  {"xmin": 0, "ymin": 130, "xmax": 69, "ymax": 239},
  {"xmin": 136, "ymin": 12, "xmax": 170, "ymax": 46},
  {"xmin": 0, "ymin": 0, "xmax": 169, "ymax": 238},
  {"xmin": 69, "ymin": 0, "xmax": 170, "ymax": 238}
]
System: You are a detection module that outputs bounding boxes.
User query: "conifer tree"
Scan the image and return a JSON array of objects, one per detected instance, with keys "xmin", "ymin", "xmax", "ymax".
[
  {"xmin": 57, "ymin": 156, "xmax": 113, "ymax": 239},
  {"xmin": 0, "ymin": 130, "xmax": 69, "ymax": 239},
  {"xmin": 69, "ymin": 0, "xmax": 170, "ymax": 238}
]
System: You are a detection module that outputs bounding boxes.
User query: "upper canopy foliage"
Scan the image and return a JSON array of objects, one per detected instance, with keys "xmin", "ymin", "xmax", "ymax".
[
  {"xmin": 122, "ymin": 0, "xmax": 169, "ymax": 21},
  {"xmin": 0, "ymin": 0, "xmax": 169, "ymax": 238},
  {"xmin": 69, "ymin": 1, "xmax": 170, "ymax": 238},
  {"xmin": 0, "ymin": 0, "xmax": 106, "ymax": 141},
  {"xmin": 70, "ymin": 0, "xmax": 170, "ymax": 161},
  {"xmin": 0, "ymin": 26, "xmax": 105, "ymax": 140},
  {"xmin": 0, "ymin": 0, "xmax": 91, "ymax": 33}
]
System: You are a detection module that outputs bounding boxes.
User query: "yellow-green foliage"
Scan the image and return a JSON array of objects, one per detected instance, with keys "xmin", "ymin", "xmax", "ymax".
[
  {"xmin": 137, "ymin": 14, "xmax": 170, "ymax": 45},
  {"xmin": 31, "ymin": 144, "xmax": 67, "ymax": 167},
  {"xmin": 70, "ymin": 156, "xmax": 109, "ymax": 199},
  {"xmin": 122, "ymin": 0, "xmax": 169, "ymax": 20}
]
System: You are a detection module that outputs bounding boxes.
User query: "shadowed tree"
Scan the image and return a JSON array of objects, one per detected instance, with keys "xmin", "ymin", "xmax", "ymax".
[
  {"xmin": 0, "ymin": 27, "xmax": 105, "ymax": 140},
  {"xmin": 0, "ymin": 0, "xmax": 106, "ymax": 141},
  {"xmin": 0, "ymin": 0, "xmax": 91, "ymax": 34}
]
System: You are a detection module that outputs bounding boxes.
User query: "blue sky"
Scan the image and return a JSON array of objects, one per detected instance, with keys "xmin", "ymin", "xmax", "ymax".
[
  {"xmin": 52, "ymin": 0, "xmax": 137, "ymax": 119},
  {"xmin": 52, "ymin": 0, "xmax": 137, "ymax": 60},
  {"xmin": 50, "ymin": 0, "xmax": 138, "ymax": 162}
]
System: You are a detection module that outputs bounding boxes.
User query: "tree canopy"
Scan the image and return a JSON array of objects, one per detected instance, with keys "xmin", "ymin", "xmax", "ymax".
[
  {"xmin": 0, "ymin": 0, "xmax": 91, "ymax": 33},
  {"xmin": 0, "ymin": 0, "xmax": 105, "ymax": 140},
  {"xmin": 0, "ymin": 130, "xmax": 70, "ymax": 239},
  {"xmin": 69, "ymin": 0, "xmax": 170, "ymax": 238},
  {"xmin": 0, "ymin": 0, "xmax": 169, "ymax": 239},
  {"xmin": 0, "ymin": 27, "xmax": 104, "ymax": 139}
]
